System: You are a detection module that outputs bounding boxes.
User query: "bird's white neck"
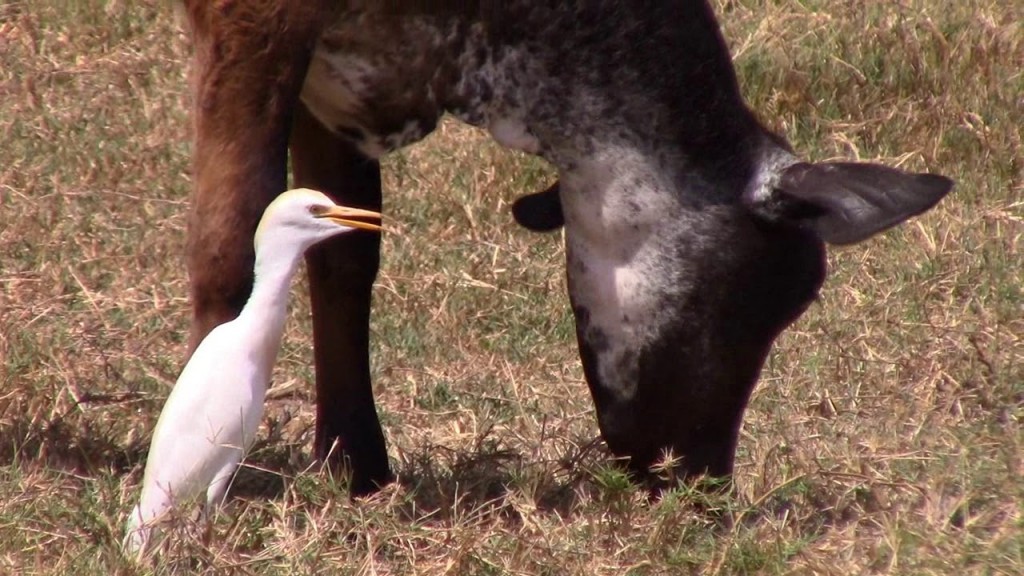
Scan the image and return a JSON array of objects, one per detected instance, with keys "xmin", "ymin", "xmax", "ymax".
[{"xmin": 236, "ymin": 241, "xmax": 306, "ymax": 371}]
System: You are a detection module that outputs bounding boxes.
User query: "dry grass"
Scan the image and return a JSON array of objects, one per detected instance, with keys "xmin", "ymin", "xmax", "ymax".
[{"xmin": 1, "ymin": 0, "xmax": 1021, "ymax": 574}]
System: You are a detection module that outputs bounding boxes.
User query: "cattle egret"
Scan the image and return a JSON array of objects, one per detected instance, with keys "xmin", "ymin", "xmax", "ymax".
[{"xmin": 123, "ymin": 188, "xmax": 382, "ymax": 555}]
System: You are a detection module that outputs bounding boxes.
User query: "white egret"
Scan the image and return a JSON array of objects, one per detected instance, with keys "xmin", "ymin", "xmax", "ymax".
[{"xmin": 124, "ymin": 188, "xmax": 382, "ymax": 555}]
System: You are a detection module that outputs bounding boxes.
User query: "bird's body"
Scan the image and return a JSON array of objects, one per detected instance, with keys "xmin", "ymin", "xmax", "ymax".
[
  {"xmin": 131, "ymin": 312, "xmax": 276, "ymax": 522},
  {"xmin": 124, "ymin": 189, "xmax": 381, "ymax": 555}
]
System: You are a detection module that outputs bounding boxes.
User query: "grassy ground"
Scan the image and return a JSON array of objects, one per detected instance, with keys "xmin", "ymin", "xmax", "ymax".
[{"xmin": 0, "ymin": 0, "xmax": 1020, "ymax": 574}]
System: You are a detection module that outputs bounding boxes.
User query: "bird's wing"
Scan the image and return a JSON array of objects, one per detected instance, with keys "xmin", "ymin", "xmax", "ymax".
[{"xmin": 136, "ymin": 322, "xmax": 266, "ymax": 519}]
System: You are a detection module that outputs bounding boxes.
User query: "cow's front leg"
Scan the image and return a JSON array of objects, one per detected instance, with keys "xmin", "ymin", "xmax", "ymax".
[
  {"xmin": 290, "ymin": 104, "xmax": 392, "ymax": 496},
  {"xmin": 183, "ymin": 2, "xmax": 329, "ymax": 349}
]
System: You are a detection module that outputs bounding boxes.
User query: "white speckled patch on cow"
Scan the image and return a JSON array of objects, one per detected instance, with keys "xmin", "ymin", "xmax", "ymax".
[
  {"xmin": 302, "ymin": 11, "xmax": 549, "ymax": 159},
  {"xmin": 300, "ymin": 13, "xmax": 453, "ymax": 158},
  {"xmin": 743, "ymin": 144, "xmax": 799, "ymax": 204},
  {"xmin": 559, "ymin": 144, "xmax": 701, "ymax": 400}
]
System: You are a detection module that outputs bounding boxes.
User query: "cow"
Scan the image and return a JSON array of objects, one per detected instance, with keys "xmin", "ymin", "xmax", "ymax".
[{"xmin": 177, "ymin": 0, "xmax": 952, "ymax": 496}]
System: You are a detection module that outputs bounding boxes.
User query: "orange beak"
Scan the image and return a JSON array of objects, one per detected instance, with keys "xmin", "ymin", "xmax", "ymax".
[{"xmin": 317, "ymin": 205, "xmax": 382, "ymax": 232}]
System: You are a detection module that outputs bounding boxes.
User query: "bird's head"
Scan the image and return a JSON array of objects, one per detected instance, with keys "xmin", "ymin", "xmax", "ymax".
[{"xmin": 254, "ymin": 188, "xmax": 382, "ymax": 254}]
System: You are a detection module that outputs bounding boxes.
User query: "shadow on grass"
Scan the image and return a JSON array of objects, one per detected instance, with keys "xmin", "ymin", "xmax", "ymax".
[
  {"xmin": 0, "ymin": 412, "xmax": 149, "ymax": 475},
  {"xmin": 230, "ymin": 429, "xmax": 749, "ymax": 530},
  {"xmin": 227, "ymin": 434, "xmax": 607, "ymax": 520},
  {"xmin": 1, "ymin": 408, "xmax": 737, "ymax": 533},
  {"xmin": 393, "ymin": 441, "xmax": 591, "ymax": 519},
  {"xmin": 228, "ymin": 439, "xmax": 303, "ymax": 502}
]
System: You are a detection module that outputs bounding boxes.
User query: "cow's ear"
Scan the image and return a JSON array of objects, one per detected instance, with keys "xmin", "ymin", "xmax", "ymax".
[
  {"xmin": 512, "ymin": 181, "xmax": 564, "ymax": 232},
  {"xmin": 746, "ymin": 162, "xmax": 953, "ymax": 245}
]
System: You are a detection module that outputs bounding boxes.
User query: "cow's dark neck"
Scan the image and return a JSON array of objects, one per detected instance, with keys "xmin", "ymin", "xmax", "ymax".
[{"xmin": 301, "ymin": 1, "xmax": 778, "ymax": 204}]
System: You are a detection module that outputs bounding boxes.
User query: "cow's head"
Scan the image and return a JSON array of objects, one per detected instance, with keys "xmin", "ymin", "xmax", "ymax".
[{"xmin": 513, "ymin": 149, "xmax": 951, "ymax": 483}]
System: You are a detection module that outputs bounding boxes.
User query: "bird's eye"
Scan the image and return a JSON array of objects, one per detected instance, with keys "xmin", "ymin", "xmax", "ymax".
[{"xmin": 308, "ymin": 204, "xmax": 329, "ymax": 217}]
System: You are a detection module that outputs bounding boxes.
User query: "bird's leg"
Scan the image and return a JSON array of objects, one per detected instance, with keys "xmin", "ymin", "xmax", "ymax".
[
  {"xmin": 204, "ymin": 465, "xmax": 235, "ymax": 511},
  {"xmin": 181, "ymin": 1, "xmax": 334, "ymax": 351},
  {"xmin": 200, "ymin": 518, "xmax": 213, "ymax": 550},
  {"xmin": 196, "ymin": 473, "xmax": 224, "ymax": 545},
  {"xmin": 290, "ymin": 103, "xmax": 393, "ymax": 496}
]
